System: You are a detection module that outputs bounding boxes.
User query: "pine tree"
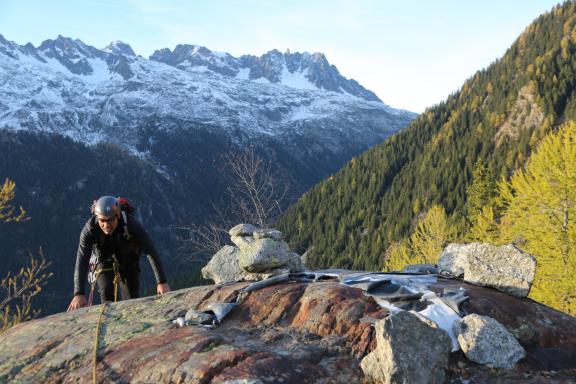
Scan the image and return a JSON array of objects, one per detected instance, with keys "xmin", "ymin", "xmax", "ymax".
[{"xmin": 498, "ymin": 121, "xmax": 576, "ymax": 315}]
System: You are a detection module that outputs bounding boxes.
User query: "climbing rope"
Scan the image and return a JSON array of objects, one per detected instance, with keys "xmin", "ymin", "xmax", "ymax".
[
  {"xmin": 91, "ymin": 256, "xmax": 123, "ymax": 383},
  {"xmin": 92, "ymin": 302, "xmax": 108, "ymax": 384},
  {"xmin": 113, "ymin": 262, "xmax": 120, "ymax": 303}
]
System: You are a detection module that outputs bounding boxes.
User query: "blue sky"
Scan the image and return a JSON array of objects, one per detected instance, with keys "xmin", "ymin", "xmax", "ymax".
[{"xmin": 0, "ymin": 0, "xmax": 562, "ymax": 112}]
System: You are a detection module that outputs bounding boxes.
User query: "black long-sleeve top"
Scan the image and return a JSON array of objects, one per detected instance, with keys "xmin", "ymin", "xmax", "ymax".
[{"xmin": 73, "ymin": 215, "xmax": 168, "ymax": 295}]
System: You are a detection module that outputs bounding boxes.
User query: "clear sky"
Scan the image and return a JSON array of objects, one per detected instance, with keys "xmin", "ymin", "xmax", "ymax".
[{"xmin": 0, "ymin": 0, "xmax": 562, "ymax": 112}]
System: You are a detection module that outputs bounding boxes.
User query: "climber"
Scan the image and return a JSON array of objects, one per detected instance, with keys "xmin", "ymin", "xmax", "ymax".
[{"xmin": 67, "ymin": 196, "xmax": 171, "ymax": 311}]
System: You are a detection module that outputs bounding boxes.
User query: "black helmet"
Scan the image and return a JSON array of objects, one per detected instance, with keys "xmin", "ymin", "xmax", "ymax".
[{"xmin": 93, "ymin": 196, "xmax": 120, "ymax": 218}]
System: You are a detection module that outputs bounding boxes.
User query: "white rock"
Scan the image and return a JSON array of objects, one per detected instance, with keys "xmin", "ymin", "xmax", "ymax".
[
  {"xmin": 360, "ymin": 311, "xmax": 452, "ymax": 384},
  {"xmin": 253, "ymin": 228, "xmax": 283, "ymax": 240},
  {"xmin": 231, "ymin": 235, "xmax": 255, "ymax": 249},
  {"xmin": 229, "ymin": 224, "xmax": 257, "ymax": 237},
  {"xmin": 453, "ymin": 314, "xmax": 525, "ymax": 369},
  {"xmin": 238, "ymin": 238, "xmax": 292, "ymax": 273},
  {"xmin": 439, "ymin": 243, "xmax": 536, "ymax": 297}
]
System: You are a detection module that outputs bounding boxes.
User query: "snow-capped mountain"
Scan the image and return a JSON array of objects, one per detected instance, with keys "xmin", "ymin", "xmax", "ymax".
[
  {"xmin": 150, "ymin": 46, "xmax": 382, "ymax": 102},
  {"xmin": 0, "ymin": 34, "xmax": 414, "ymax": 157}
]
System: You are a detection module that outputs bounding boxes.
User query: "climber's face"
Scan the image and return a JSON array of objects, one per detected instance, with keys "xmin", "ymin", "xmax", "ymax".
[{"xmin": 97, "ymin": 215, "xmax": 119, "ymax": 235}]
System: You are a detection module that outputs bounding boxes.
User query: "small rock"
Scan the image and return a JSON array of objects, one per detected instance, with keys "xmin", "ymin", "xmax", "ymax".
[
  {"xmin": 185, "ymin": 310, "xmax": 213, "ymax": 324},
  {"xmin": 242, "ymin": 268, "xmax": 291, "ymax": 281},
  {"xmin": 229, "ymin": 224, "xmax": 257, "ymax": 237},
  {"xmin": 438, "ymin": 244, "xmax": 468, "ymax": 277},
  {"xmin": 253, "ymin": 229, "xmax": 283, "ymax": 240},
  {"xmin": 360, "ymin": 310, "xmax": 452, "ymax": 384},
  {"xmin": 202, "ymin": 245, "xmax": 284, "ymax": 284},
  {"xmin": 453, "ymin": 314, "xmax": 526, "ymax": 369},
  {"xmin": 238, "ymin": 238, "xmax": 292, "ymax": 273},
  {"xmin": 285, "ymin": 252, "xmax": 305, "ymax": 272},
  {"xmin": 439, "ymin": 243, "xmax": 536, "ymax": 297},
  {"xmin": 173, "ymin": 317, "xmax": 186, "ymax": 327},
  {"xmin": 201, "ymin": 245, "xmax": 243, "ymax": 284},
  {"xmin": 231, "ymin": 235, "xmax": 255, "ymax": 249}
]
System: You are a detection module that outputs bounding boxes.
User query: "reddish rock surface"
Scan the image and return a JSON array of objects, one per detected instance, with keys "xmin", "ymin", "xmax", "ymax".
[{"xmin": 0, "ymin": 276, "xmax": 574, "ymax": 383}]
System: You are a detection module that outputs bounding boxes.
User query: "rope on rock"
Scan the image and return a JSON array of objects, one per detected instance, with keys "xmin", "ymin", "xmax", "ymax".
[
  {"xmin": 92, "ymin": 302, "xmax": 108, "ymax": 384},
  {"xmin": 92, "ymin": 256, "xmax": 123, "ymax": 383}
]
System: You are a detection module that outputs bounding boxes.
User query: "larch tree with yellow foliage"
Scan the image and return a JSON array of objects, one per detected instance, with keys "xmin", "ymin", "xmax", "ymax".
[
  {"xmin": 0, "ymin": 178, "xmax": 27, "ymax": 222},
  {"xmin": 498, "ymin": 121, "xmax": 576, "ymax": 315},
  {"xmin": 409, "ymin": 204, "xmax": 457, "ymax": 264},
  {"xmin": 0, "ymin": 178, "xmax": 52, "ymax": 334},
  {"xmin": 383, "ymin": 204, "xmax": 457, "ymax": 271}
]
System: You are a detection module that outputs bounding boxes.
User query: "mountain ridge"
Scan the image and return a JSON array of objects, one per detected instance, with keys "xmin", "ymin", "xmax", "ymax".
[{"xmin": 0, "ymin": 32, "xmax": 413, "ymax": 158}]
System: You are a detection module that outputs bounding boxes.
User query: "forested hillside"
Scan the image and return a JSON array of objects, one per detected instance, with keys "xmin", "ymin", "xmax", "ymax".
[{"xmin": 278, "ymin": 2, "xmax": 576, "ymax": 314}]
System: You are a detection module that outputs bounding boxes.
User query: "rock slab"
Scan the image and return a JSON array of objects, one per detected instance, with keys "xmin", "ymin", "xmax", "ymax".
[{"xmin": 0, "ymin": 278, "xmax": 575, "ymax": 383}]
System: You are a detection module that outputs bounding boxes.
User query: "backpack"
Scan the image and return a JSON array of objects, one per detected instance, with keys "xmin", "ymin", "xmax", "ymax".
[
  {"xmin": 117, "ymin": 197, "xmax": 135, "ymax": 215},
  {"xmin": 117, "ymin": 197, "xmax": 134, "ymax": 240}
]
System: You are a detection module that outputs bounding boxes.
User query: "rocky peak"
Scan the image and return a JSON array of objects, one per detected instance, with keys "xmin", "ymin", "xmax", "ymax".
[
  {"xmin": 310, "ymin": 51, "xmax": 327, "ymax": 63},
  {"xmin": 148, "ymin": 46, "xmax": 171, "ymax": 62},
  {"xmin": 39, "ymin": 35, "xmax": 93, "ymax": 58},
  {"xmin": 148, "ymin": 42, "xmax": 381, "ymax": 101},
  {"xmin": 0, "ymin": 35, "xmax": 45, "ymax": 63},
  {"xmin": 150, "ymin": 44, "xmax": 239, "ymax": 77},
  {"xmin": 171, "ymin": 44, "xmax": 201, "ymax": 59},
  {"xmin": 0, "ymin": 33, "xmax": 20, "ymax": 59},
  {"xmin": 103, "ymin": 40, "xmax": 136, "ymax": 56},
  {"xmin": 263, "ymin": 48, "xmax": 283, "ymax": 58},
  {"xmin": 37, "ymin": 35, "xmax": 104, "ymax": 75}
]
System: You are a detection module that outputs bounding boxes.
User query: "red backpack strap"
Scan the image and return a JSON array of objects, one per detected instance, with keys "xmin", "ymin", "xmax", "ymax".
[{"xmin": 117, "ymin": 197, "xmax": 135, "ymax": 214}]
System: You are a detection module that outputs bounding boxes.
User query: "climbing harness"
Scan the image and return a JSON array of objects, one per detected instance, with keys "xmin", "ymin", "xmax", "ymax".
[{"xmin": 87, "ymin": 254, "xmax": 123, "ymax": 306}]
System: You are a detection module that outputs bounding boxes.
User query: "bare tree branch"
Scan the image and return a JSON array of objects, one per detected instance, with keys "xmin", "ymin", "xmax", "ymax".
[
  {"xmin": 179, "ymin": 147, "xmax": 291, "ymax": 260},
  {"xmin": 0, "ymin": 249, "xmax": 53, "ymax": 334},
  {"xmin": 222, "ymin": 147, "xmax": 289, "ymax": 227}
]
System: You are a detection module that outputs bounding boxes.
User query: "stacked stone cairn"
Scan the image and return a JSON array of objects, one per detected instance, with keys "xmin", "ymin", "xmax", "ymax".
[{"xmin": 202, "ymin": 224, "xmax": 305, "ymax": 284}]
